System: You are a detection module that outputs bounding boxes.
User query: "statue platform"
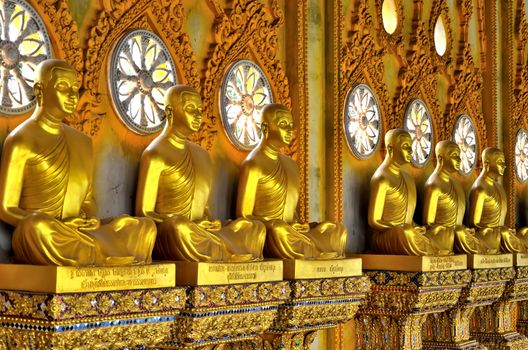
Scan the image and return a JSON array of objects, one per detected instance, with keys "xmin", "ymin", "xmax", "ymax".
[
  {"xmin": 0, "ymin": 263, "xmax": 185, "ymax": 349},
  {"xmin": 283, "ymin": 257, "xmax": 362, "ymax": 279},
  {"xmin": 354, "ymin": 254, "xmax": 471, "ymax": 349}
]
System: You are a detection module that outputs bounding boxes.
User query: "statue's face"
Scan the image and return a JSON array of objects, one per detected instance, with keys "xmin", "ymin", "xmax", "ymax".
[
  {"xmin": 180, "ymin": 91, "xmax": 202, "ymax": 132},
  {"xmin": 268, "ymin": 109, "xmax": 293, "ymax": 146},
  {"xmin": 42, "ymin": 67, "xmax": 80, "ymax": 117},
  {"xmin": 394, "ymin": 133, "xmax": 412, "ymax": 164},
  {"xmin": 445, "ymin": 144, "xmax": 461, "ymax": 172},
  {"xmin": 491, "ymin": 152, "xmax": 506, "ymax": 176}
]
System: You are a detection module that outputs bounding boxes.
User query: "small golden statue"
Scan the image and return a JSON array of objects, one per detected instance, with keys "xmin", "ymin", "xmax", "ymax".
[
  {"xmin": 423, "ymin": 141, "xmax": 482, "ymax": 254},
  {"xmin": 368, "ymin": 129, "xmax": 438, "ymax": 255},
  {"xmin": 0, "ymin": 59, "xmax": 156, "ymax": 266},
  {"xmin": 468, "ymin": 147, "xmax": 524, "ymax": 253},
  {"xmin": 136, "ymin": 85, "xmax": 266, "ymax": 262},
  {"xmin": 237, "ymin": 103, "xmax": 346, "ymax": 259}
]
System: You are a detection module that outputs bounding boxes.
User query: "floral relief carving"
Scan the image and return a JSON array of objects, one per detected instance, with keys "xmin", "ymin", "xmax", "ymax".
[
  {"xmin": 341, "ymin": 1, "xmax": 391, "ymax": 138},
  {"xmin": 79, "ymin": 0, "xmax": 199, "ymax": 136},
  {"xmin": 202, "ymin": 0, "xmax": 292, "ymax": 153},
  {"xmin": 512, "ymin": 1, "xmax": 528, "ymax": 131}
]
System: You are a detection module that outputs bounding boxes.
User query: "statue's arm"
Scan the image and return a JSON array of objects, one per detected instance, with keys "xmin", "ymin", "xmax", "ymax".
[
  {"xmin": 236, "ymin": 161, "xmax": 260, "ymax": 218},
  {"xmin": 135, "ymin": 152, "xmax": 165, "ymax": 223},
  {"xmin": 0, "ymin": 136, "xmax": 31, "ymax": 226},
  {"xmin": 468, "ymin": 188, "xmax": 485, "ymax": 228},
  {"xmin": 368, "ymin": 177, "xmax": 390, "ymax": 230},
  {"xmin": 423, "ymin": 184, "xmax": 439, "ymax": 226}
]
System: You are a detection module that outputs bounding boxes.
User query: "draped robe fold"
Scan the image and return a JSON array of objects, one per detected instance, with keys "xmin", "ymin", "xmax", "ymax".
[{"xmin": 12, "ymin": 127, "xmax": 156, "ymax": 266}]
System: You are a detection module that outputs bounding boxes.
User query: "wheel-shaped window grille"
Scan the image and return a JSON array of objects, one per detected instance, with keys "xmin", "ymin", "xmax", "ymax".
[
  {"xmin": 0, "ymin": 0, "xmax": 52, "ymax": 115},
  {"xmin": 452, "ymin": 114, "xmax": 477, "ymax": 175},
  {"xmin": 343, "ymin": 84, "xmax": 381, "ymax": 159},
  {"xmin": 220, "ymin": 60, "xmax": 273, "ymax": 150},
  {"xmin": 403, "ymin": 99, "xmax": 433, "ymax": 167},
  {"xmin": 515, "ymin": 128, "xmax": 528, "ymax": 182},
  {"xmin": 109, "ymin": 29, "xmax": 177, "ymax": 134}
]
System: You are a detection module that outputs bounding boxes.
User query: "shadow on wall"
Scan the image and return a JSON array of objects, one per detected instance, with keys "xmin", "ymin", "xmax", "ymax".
[{"xmin": 209, "ymin": 151, "xmax": 241, "ymax": 221}]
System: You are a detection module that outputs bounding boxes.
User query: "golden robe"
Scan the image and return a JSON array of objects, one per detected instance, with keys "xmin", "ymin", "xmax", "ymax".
[
  {"xmin": 256, "ymin": 155, "xmax": 346, "ymax": 259},
  {"xmin": 10, "ymin": 127, "xmax": 156, "ymax": 266},
  {"xmin": 153, "ymin": 145, "xmax": 265, "ymax": 262}
]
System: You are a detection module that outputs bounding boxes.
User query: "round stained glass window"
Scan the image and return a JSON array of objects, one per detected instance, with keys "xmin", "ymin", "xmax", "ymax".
[
  {"xmin": 404, "ymin": 99, "xmax": 433, "ymax": 167},
  {"xmin": 0, "ymin": 0, "xmax": 52, "ymax": 115},
  {"xmin": 452, "ymin": 114, "xmax": 477, "ymax": 175},
  {"xmin": 220, "ymin": 60, "xmax": 273, "ymax": 151},
  {"xmin": 515, "ymin": 129, "xmax": 528, "ymax": 182},
  {"xmin": 110, "ymin": 29, "xmax": 177, "ymax": 134},
  {"xmin": 343, "ymin": 84, "xmax": 381, "ymax": 159}
]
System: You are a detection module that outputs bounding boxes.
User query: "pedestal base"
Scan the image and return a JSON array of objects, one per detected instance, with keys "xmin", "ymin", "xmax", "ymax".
[
  {"xmin": 162, "ymin": 281, "xmax": 290, "ymax": 348},
  {"xmin": 0, "ymin": 265, "xmax": 184, "ymax": 349},
  {"xmin": 355, "ymin": 255, "xmax": 470, "ymax": 350}
]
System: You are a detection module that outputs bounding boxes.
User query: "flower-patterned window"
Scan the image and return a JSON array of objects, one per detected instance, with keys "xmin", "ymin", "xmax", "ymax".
[
  {"xmin": 343, "ymin": 84, "xmax": 382, "ymax": 159},
  {"xmin": 515, "ymin": 128, "xmax": 528, "ymax": 182},
  {"xmin": 0, "ymin": 0, "xmax": 52, "ymax": 115},
  {"xmin": 403, "ymin": 99, "xmax": 433, "ymax": 167},
  {"xmin": 382, "ymin": 0, "xmax": 398, "ymax": 35},
  {"xmin": 109, "ymin": 29, "xmax": 177, "ymax": 134},
  {"xmin": 220, "ymin": 59, "xmax": 273, "ymax": 151},
  {"xmin": 434, "ymin": 15, "xmax": 447, "ymax": 56},
  {"xmin": 452, "ymin": 114, "xmax": 477, "ymax": 175}
]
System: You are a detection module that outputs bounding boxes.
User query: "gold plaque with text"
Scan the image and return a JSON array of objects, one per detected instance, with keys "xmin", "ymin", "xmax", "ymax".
[
  {"xmin": 467, "ymin": 254, "xmax": 513, "ymax": 269},
  {"xmin": 282, "ymin": 258, "xmax": 362, "ymax": 279},
  {"xmin": 356, "ymin": 254, "xmax": 467, "ymax": 272}
]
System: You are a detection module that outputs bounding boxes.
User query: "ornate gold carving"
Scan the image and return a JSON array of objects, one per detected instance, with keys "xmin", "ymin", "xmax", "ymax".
[
  {"xmin": 168, "ymin": 281, "xmax": 290, "ymax": 348},
  {"xmin": 80, "ymin": 0, "xmax": 199, "ymax": 136},
  {"xmin": 373, "ymin": 0, "xmax": 405, "ymax": 53},
  {"xmin": 202, "ymin": 0, "xmax": 292, "ymax": 152},
  {"xmin": 429, "ymin": 0, "xmax": 453, "ymax": 68}
]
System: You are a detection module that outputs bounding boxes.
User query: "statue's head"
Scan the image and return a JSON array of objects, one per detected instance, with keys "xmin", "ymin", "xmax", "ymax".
[
  {"xmin": 385, "ymin": 128, "xmax": 412, "ymax": 165},
  {"xmin": 436, "ymin": 140, "xmax": 461, "ymax": 172},
  {"xmin": 164, "ymin": 85, "xmax": 202, "ymax": 135},
  {"xmin": 261, "ymin": 103, "xmax": 293, "ymax": 147},
  {"xmin": 482, "ymin": 147, "xmax": 505, "ymax": 177},
  {"xmin": 34, "ymin": 59, "xmax": 79, "ymax": 119}
]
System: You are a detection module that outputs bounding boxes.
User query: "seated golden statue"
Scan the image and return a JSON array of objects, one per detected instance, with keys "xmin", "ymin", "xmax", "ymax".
[
  {"xmin": 237, "ymin": 103, "xmax": 346, "ymax": 259},
  {"xmin": 423, "ymin": 141, "xmax": 482, "ymax": 254},
  {"xmin": 0, "ymin": 59, "xmax": 156, "ymax": 266},
  {"xmin": 368, "ymin": 129, "xmax": 438, "ymax": 255},
  {"xmin": 468, "ymin": 147, "xmax": 524, "ymax": 253},
  {"xmin": 136, "ymin": 85, "xmax": 265, "ymax": 262}
]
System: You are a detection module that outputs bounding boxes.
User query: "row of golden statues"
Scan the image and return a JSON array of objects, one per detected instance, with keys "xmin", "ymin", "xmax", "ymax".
[
  {"xmin": 369, "ymin": 129, "xmax": 528, "ymax": 256},
  {"xmin": 0, "ymin": 59, "xmax": 346, "ymax": 267},
  {"xmin": 0, "ymin": 58, "xmax": 523, "ymax": 269}
]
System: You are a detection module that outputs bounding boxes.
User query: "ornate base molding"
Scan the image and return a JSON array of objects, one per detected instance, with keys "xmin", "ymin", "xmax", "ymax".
[
  {"xmin": 356, "ymin": 269, "xmax": 471, "ymax": 349},
  {"xmin": 0, "ymin": 287, "xmax": 186, "ymax": 349}
]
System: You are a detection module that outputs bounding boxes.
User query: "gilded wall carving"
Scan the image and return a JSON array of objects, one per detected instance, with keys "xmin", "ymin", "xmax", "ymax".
[
  {"xmin": 202, "ymin": 0, "xmax": 292, "ymax": 152},
  {"xmin": 80, "ymin": 0, "xmax": 200, "ymax": 136}
]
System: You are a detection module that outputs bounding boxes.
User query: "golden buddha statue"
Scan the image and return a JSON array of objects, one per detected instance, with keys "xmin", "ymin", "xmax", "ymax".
[
  {"xmin": 0, "ymin": 59, "xmax": 156, "ymax": 266},
  {"xmin": 423, "ymin": 141, "xmax": 482, "ymax": 254},
  {"xmin": 237, "ymin": 103, "xmax": 346, "ymax": 259},
  {"xmin": 368, "ymin": 129, "xmax": 438, "ymax": 255},
  {"xmin": 468, "ymin": 147, "xmax": 524, "ymax": 253},
  {"xmin": 136, "ymin": 85, "xmax": 265, "ymax": 262}
]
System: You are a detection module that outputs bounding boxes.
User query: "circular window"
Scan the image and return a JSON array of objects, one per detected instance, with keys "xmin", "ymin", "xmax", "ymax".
[
  {"xmin": 382, "ymin": 0, "xmax": 398, "ymax": 35},
  {"xmin": 343, "ymin": 84, "xmax": 382, "ymax": 159},
  {"xmin": 220, "ymin": 60, "xmax": 273, "ymax": 150},
  {"xmin": 515, "ymin": 129, "xmax": 528, "ymax": 182},
  {"xmin": 452, "ymin": 114, "xmax": 477, "ymax": 175},
  {"xmin": 109, "ymin": 29, "xmax": 177, "ymax": 134},
  {"xmin": 403, "ymin": 99, "xmax": 433, "ymax": 167},
  {"xmin": 0, "ymin": 0, "xmax": 52, "ymax": 115},
  {"xmin": 434, "ymin": 16, "xmax": 447, "ymax": 56}
]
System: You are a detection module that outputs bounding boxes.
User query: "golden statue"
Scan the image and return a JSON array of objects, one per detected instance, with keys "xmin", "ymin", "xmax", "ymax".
[
  {"xmin": 237, "ymin": 103, "xmax": 346, "ymax": 259},
  {"xmin": 0, "ymin": 59, "xmax": 156, "ymax": 266},
  {"xmin": 423, "ymin": 141, "xmax": 482, "ymax": 254},
  {"xmin": 136, "ymin": 85, "xmax": 265, "ymax": 262},
  {"xmin": 368, "ymin": 129, "xmax": 437, "ymax": 256},
  {"xmin": 468, "ymin": 147, "xmax": 524, "ymax": 253}
]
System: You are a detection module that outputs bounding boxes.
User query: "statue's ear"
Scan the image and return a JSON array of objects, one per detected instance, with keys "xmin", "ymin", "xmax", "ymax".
[
  {"xmin": 386, "ymin": 144, "xmax": 393, "ymax": 157},
  {"xmin": 484, "ymin": 159, "xmax": 489, "ymax": 170},
  {"xmin": 261, "ymin": 122, "xmax": 268, "ymax": 138},
  {"xmin": 165, "ymin": 105, "xmax": 173, "ymax": 125},
  {"xmin": 34, "ymin": 83, "xmax": 43, "ymax": 107}
]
